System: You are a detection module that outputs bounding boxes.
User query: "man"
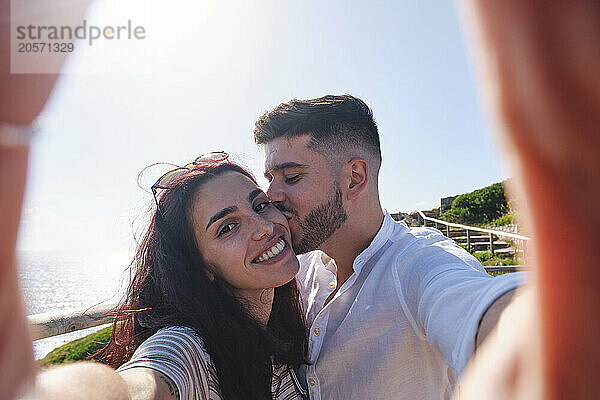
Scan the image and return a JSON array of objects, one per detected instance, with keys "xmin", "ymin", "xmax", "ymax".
[{"xmin": 254, "ymin": 94, "xmax": 521, "ymax": 399}]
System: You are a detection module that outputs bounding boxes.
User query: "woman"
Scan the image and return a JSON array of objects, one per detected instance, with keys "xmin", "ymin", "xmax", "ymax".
[{"xmin": 99, "ymin": 153, "xmax": 308, "ymax": 399}]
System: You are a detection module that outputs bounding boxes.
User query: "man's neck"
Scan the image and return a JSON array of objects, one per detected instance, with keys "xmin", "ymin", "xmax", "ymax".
[{"xmin": 321, "ymin": 207, "xmax": 385, "ymax": 288}]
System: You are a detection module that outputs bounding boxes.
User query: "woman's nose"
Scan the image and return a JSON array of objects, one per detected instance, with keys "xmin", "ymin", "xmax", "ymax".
[{"xmin": 251, "ymin": 215, "xmax": 275, "ymax": 241}]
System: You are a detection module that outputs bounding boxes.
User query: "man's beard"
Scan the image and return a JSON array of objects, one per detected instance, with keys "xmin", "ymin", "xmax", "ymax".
[{"xmin": 289, "ymin": 186, "xmax": 348, "ymax": 254}]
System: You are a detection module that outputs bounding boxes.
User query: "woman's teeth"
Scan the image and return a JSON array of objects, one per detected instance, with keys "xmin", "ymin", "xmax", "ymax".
[{"xmin": 255, "ymin": 238, "xmax": 286, "ymax": 262}]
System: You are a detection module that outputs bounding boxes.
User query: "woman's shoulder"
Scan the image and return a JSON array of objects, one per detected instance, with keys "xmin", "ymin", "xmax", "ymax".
[
  {"xmin": 118, "ymin": 326, "xmax": 220, "ymax": 399},
  {"xmin": 153, "ymin": 325, "xmax": 204, "ymax": 343},
  {"xmin": 121, "ymin": 327, "xmax": 215, "ymax": 372},
  {"xmin": 135, "ymin": 326, "xmax": 212, "ymax": 363},
  {"xmin": 143, "ymin": 325, "xmax": 203, "ymax": 346}
]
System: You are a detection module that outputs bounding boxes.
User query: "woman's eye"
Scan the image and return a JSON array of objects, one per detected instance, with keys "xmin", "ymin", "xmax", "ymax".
[
  {"xmin": 218, "ymin": 223, "xmax": 236, "ymax": 237},
  {"xmin": 285, "ymin": 174, "xmax": 301, "ymax": 184},
  {"xmin": 254, "ymin": 201, "xmax": 271, "ymax": 213}
]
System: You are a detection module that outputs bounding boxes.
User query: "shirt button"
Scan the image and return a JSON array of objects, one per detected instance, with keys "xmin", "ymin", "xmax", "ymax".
[
  {"xmin": 308, "ymin": 378, "xmax": 316, "ymax": 386},
  {"xmin": 328, "ymin": 281, "xmax": 336, "ymax": 290},
  {"xmin": 313, "ymin": 327, "xmax": 321, "ymax": 336}
]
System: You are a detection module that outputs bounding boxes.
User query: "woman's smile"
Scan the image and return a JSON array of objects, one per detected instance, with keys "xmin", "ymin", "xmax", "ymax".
[{"xmin": 252, "ymin": 236, "xmax": 291, "ymax": 264}]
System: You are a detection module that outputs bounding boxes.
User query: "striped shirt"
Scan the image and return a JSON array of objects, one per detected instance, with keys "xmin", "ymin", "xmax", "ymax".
[{"xmin": 117, "ymin": 326, "xmax": 305, "ymax": 400}]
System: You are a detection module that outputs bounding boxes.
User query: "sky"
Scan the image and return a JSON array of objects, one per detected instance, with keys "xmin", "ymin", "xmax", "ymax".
[{"xmin": 17, "ymin": 0, "xmax": 508, "ymax": 253}]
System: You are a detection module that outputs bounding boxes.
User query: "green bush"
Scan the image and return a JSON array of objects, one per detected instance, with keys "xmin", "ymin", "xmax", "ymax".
[
  {"xmin": 491, "ymin": 213, "xmax": 512, "ymax": 227},
  {"xmin": 39, "ymin": 326, "xmax": 112, "ymax": 367},
  {"xmin": 441, "ymin": 182, "xmax": 508, "ymax": 225},
  {"xmin": 486, "ymin": 270, "xmax": 513, "ymax": 277},
  {"xmin": 473, "ymin": 251, "xmax": 516, "ymax": 267}
]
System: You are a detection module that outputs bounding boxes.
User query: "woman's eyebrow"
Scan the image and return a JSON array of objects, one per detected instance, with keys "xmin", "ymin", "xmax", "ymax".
[
  {"xmin": 248, "ymin": 188, "xmax": 264, "ymax": 203},
  {"xmin": 206, "ymin": 206, "xmax": 237, "ymax": 230}
]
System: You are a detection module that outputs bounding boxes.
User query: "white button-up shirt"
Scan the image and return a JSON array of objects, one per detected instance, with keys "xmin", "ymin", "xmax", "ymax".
[{"xmin": 297, "ymin": 213, "xmax": 523, "ymax": 400}]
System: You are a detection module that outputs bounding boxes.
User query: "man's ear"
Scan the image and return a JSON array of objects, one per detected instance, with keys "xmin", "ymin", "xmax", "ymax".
[{"xmin": 346, "ymin": 158, "xmax": 369, "ymax": 201}]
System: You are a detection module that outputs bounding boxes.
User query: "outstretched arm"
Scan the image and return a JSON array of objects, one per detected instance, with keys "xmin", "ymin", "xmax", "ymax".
[
  {"xmin": 0, "ymin": 0, "xmax": 89, "ymax": 397},
  {"xmin": 0, "ymin": 0, "xmax": 63, "ymax": 397},
  {"xmin": 23, "ymin": 363, "xmax": 180, "ymax": 400},
  {"xmin": 0, "ymin": 146, "xmax": 33, "ymax": 399},
  {"xmin": 458, "ymin": 0, "xmax": 600, "ymax": 398},
  {"xmin": 475, "ymin": 289, "xmax": 515, "ymax": 348}
]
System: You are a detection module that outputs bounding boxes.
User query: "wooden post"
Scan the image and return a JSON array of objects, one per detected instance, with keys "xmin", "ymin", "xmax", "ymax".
[
  {"xmin": 466, "ymin": 229, "xmax": 471, "ymax": 252},
  {"xmin": 489, "ymin": 232, "xmax": 495, "ymax": 254},
  {"xmin": 446, "ymin": 224, "xmax": 450, "ymax": 237}
]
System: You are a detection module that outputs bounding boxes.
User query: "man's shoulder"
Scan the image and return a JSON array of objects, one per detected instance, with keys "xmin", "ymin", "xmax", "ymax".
[
  {"xmin": 384, "ymin": 216, "xmax": 447, "ymax": 246},
  {"xmin": 386, "ymin": 224, "xmax": 451, "ymax": 258},
  {"xmin": 404, "ymin": 225, "xmax": 448, "ymax": 241},
  {"xmin": 386, "ymin": 225, "xmax": 484, "ymax": 273}
]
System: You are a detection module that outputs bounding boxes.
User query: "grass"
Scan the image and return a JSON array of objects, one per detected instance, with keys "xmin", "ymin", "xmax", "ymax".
[
  {"xmin": 473, "ymin": 251, "xmax": 516, "ymax": 267},
  {"xmin": 39, "ymin": 326, "xmax": 111, "ymax": 367},
  {"xmin": 486, "ymin": 269, "xmax": 514, "ymax": 277},
  {"xmin": 458, "ymin": 243, "xmax": 517, "ymax": 266},
  {"xmin": 458, "ymin": 245, "xmax": 519, "ymax": 277}
]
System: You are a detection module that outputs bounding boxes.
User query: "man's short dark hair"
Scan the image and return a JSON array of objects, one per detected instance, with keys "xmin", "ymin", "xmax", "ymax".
[{"xmin": 254, "ymin": 94, "xmax": 382, "ymax": 172}]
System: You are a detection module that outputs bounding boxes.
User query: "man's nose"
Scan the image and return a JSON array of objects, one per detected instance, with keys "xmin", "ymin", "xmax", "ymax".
[{"xmin": 266, "ymin": 182, "xmax": 286, "ymax": 204}]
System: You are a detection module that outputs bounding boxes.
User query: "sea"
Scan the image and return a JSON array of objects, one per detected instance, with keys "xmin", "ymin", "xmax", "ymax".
[{"xmin": 17, "ymin": 250, "xmax": 131, "ymax": 359}]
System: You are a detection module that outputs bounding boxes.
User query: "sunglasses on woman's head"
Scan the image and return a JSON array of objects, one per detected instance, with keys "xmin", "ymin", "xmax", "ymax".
[{"xmin": 151, "ymin": 151, "xmax": 228, "ymax": 206}]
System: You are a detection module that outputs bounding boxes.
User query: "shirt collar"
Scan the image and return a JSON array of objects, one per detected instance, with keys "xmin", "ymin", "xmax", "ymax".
[{"xmin": 352, "ymin": 211, "xmax": 400, "ymax": 275}]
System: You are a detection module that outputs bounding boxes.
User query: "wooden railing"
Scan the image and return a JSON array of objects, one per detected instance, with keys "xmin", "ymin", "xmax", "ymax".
[
  {"xmin": 416, "ymin": 210, "xmax": 530, "ymax": 254},
  {"xmin": 28, "ymin": 303, "xmax": 116, "ymax": 341}
]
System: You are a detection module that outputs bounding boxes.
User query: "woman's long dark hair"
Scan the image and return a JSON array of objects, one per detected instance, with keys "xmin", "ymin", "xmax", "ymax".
[{"xmin": 102, "ymin": 162, "xmax": 307, "ymax": 400}]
